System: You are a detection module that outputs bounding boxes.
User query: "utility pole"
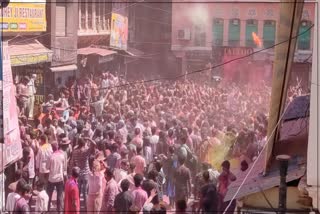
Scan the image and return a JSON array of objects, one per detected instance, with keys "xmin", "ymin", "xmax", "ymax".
[{"xmin": 277, "ymin": 155, "xmax": 291, "ymax": 214}]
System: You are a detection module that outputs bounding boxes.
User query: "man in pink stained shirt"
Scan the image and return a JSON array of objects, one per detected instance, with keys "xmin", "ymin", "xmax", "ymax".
[
  {"xmin": 101, "ymin": 168, "xmax": 119, "ymax": 212},
  {"xmin": 130, "ymin": 146, "xmax": 146, "ymax": 176},
  {"xmin": 131, "ymin": 173, "xmax": 148, "ymax": 211}
]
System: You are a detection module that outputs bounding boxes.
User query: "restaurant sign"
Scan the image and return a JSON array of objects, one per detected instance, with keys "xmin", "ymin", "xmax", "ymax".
[
  {"xmin": 223, "ymin": 47, "xmax": 254, "ymax": 56},
  {"xmin": 0, "ymin": 0, "xmax": 46, "ymax": 32}
]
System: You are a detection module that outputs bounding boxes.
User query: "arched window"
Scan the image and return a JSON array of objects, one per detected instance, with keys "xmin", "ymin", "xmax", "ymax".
[
  {"xmin": 245, "ymin": 19, "xmax": 258, "ymax": 47},
  {"xmin": 212, "ymin": 18, "xmax": 224, "ymax": 46},
  {"xmin": 298, "ymin": 20, "xmax": 312, "ymax": 50},
  {"xmin": 228, "ymin": 19, "xmax": 240, "ymax": 46},
  {"xmin": 263, "ymin": 20, "xmax": 276, "ymax": 48}
]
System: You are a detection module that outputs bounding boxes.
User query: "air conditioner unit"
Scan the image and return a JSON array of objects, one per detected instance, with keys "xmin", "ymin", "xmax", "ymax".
[{"xmin": 178, "ymin": 29, "xmax": 191, "ymax": 40}]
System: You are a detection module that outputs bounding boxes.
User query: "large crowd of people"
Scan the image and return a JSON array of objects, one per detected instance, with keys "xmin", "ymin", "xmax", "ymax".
[{"xmin": 9, "ymin": 70, "xmax": 290, "ymax": 213}]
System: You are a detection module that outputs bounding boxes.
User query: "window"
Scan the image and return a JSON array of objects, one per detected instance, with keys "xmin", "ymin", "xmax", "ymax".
[
  {"xmin": 245, "ymin": 19, "xmax": 258, "ymax": 47},
  {"xmin": 56, "ymin": 4, "xmax": 66, "ymax": 36},
  {"xmin": 194, "ymin": 25, "xmax": 206, "ymax": 46},
  {"xmin": 80, "ymin": 0, "xmax": 86, "ymax": 29},
  {"xmin": 228, "ymin": 19, "xmax": 240, "ymax": 46},
  {"xmin": 88, "ymin": 2, "xmax": 93, "ymax": 29},
  {"xmin": 263, "ymin": 20, "xmax": 276, "ymax": 48},
  {"xmin": 298, "ymin": 20, "xmax": 311, "ymax": 50},
  {"xmin": 212, "ymin": 18, "xmax": 224, "ymax": 46}
]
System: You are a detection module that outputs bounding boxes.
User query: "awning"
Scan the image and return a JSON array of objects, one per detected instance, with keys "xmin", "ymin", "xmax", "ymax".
[
  {"xmin": 110, "ymin": 47, "xmax": 145, "ymax": 57},
  {"xmin": 50, "ymin": 64, "xmax": 77, "ymax": 73},
  {"xmin": 9, "ymin": 39, "xmax": 52, "ymax": 66},
  {"xmin": 77, "ymin": 47, "xmax": 117, "ymax": 57},
  {"xmin": 125, "ymin": 47, "xmax": 144, "ymax": 57},
  {"xmin": 224, "ymin": 151, "xmax": 306, "ymax": 202}
]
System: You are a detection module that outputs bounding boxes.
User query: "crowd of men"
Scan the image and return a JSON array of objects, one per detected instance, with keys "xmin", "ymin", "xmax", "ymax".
[{"xmin": 10, "ymin": 71, "xmax": 287, "ymax": 214}]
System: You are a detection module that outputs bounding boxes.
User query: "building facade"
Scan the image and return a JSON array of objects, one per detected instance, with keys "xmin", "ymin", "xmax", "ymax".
[
  {"xmin": 171, "ymin": 1, "xmax": 315, "ymax": 87},
  {"xmin": 76, "ymin": 0, "xmax": 130, "ymax": 78},
  {"xmin": 2, "ymin": 0, "xmax": 52, "ymax": 116},
  {"xmin": 49, "ymin": 0, "xmax": 78, "ymax": 96},
  {"xmin": 128, "ymin": 1, "xmax": 174, "ymax": 79}
]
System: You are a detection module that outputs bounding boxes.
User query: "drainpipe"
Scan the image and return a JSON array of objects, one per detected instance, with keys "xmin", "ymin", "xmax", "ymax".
[{"xmin": 276, "ymin": 154, "xmax": 291, "ymax": 214}]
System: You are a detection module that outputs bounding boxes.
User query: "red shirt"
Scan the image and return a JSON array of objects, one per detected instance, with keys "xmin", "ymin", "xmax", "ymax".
[{"xmin": 64, "ymin": 177, "xmax": 80, "ymax": 214}]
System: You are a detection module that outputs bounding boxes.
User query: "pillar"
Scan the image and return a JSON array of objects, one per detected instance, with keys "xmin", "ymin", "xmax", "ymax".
[
  {"xmin": 78, "ymin": 2, "xmax": 81, "ymax": 30},
  {"xmin": 258, "ymin": 20, "xmax": 264, "ymax": 39},
  {"xmin": 85, "ymin": 0, "xmax": 88, "ymax": 30},
  {"xmin": 240, "ymin": 20, "xmax": 246, "ymax": 46},
  {"xmin": 223, "ymin": 19, "xmax": 229, "ymax": 46},
  {"xmin": 92, "ymin": 1, "xmax": 96, "ymax": 31}
]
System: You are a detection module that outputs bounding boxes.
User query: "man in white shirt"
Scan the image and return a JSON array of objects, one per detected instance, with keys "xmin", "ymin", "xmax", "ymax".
[
  {"xmin": 6, "ymin": 180, "xmax": 22, "ymax": 213},
  {"xmin": 90, "ymin": 96, "xmax": 105, "ymax": 118},
  {"xmin": 27, "ymin": 147, "xmax": 35, "ymax": 185},
  {"xmin": 101, "ymin": 73, "xmax": 110, "ymax": 96},
  {"xmin": 149, "ymin": 127, "xmax": 159, "ymax": 157},
  {"xmin": 47, "ymin": 142, "xmax": 66, "ymax": 213},
  {"xmin": 35, "ymin": 180, "xmax": 49, "ymax": 213},
  {"xmin": 27, "ymin": 74, "xmax": 37, "ymax": 119},
  {"xmin": 114, "ymin": 160, "xmax": 129, "ymax": 183},
  {"xmin": 36, "ymin": 135, "xmax": 53, "ymax": 189}
]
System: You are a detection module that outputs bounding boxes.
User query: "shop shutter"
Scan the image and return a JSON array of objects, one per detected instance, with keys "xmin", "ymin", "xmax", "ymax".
[
  {"xmin": 245, "ymin": 19, "xmax": 258, "ymax": 47},
  {"xmin": 228, "ymin": 19, "xmax": 240, "ymax": 46},
  {"xmin": 213, "ymin": 18, "xmax": 224, "ymax": 46},
  {"xmin": 263, "ymin": 20, "xmax": 276, "ymax": 48},
  {"xmin": 298, "ymin": 21, "xmax": 311, "ymax": 50},
  {"xmin": 56, "ymin": 5, "xmax": 66, "ymax": 37}
]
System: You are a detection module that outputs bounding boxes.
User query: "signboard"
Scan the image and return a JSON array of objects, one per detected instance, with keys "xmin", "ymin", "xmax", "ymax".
[
  {"xmin": 99, "ymin": 55, "xmax": 114, "ymax": 64},
  {"xmin": 185, "ymin": 50, "xmax": 211, "ymax": 59},
  {"xmin": 110, "ymin": 13, "xmax": 128, "ymax": 50},
  {"xmin": 11, "ymin": 54, "xmax": 50, "ymax": 66},
  {"xmin": 0, "ymin": 0, "xmax": 46, "ymax": 32},
  {"xmin": 223, "ymin": 47, "xmax": 253, "ymax": 56},
  {"xmin": 1, "ymin": 42, "xmax": 22, "ymax": 172}
]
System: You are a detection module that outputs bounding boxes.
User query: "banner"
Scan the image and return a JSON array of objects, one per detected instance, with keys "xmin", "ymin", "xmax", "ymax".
[
  {"xmin": 110, "ymin": 13, "xmax": 128, "ymax": 50},
  {"xmin": 0, "ymin": 42, "xmax": 22, "ymax": 172},
  {"xmin": 0, "ymin": 0, "xmax": 46, "ymax": 32}
]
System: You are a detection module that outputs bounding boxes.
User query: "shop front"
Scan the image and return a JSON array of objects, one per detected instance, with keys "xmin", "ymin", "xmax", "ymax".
[
  {"xmin": 185, "ymin": 50, "xmax": 212, "ymax": 82},
  {"xmin": 77, "ymin": 46, "xmax": 117, "ymax": 76},
  {"xmin": 9, "ymin": 39, "xmax": 52, "ymax": 117}
]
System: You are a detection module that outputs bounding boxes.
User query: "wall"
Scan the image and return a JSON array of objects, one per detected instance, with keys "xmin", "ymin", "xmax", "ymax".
[
  {"xmin": 171, "ymin": 2, "xmax": 315, "ymax": 50},
  {"xmin": 307, "ymin": 0, "xmax": 320, "ymax": 211},
  {"xmin": 128, "ymin": 2, "xmax": 173, "ymax": 79},
  {"xmin": 51, "ymin": 0, "xmax": 78, "ymax": 67},
  {"xmin": 171, "ymin": 1, "xmax": 315, "ymax": 79}
]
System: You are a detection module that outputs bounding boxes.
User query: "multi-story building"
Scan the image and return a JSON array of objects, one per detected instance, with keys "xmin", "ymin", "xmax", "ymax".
[
  {"xmin": 171, "ymin": 1, "xmax": 315, "ymax": 87},
  {"xmin": 128, "ymin": 1, "xmax": 174, "ymax": 79},
  {"xmin": 2, "ymin": 0, "xmax": 52, "ymax": 115},
  {"xmin": 49, "ymin": 0, "xmax": 78, "ymax": 94},
  {"xmin": 1, "ymin": 0, "xmax": 51, "ymax": 199},
  {"xmin": 76, "ymin": 0, "xmax": 130, "ymax": 78},
  {"xmin": 49, "ymin": 0, "xmax": 131, "ymax": 85}
]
